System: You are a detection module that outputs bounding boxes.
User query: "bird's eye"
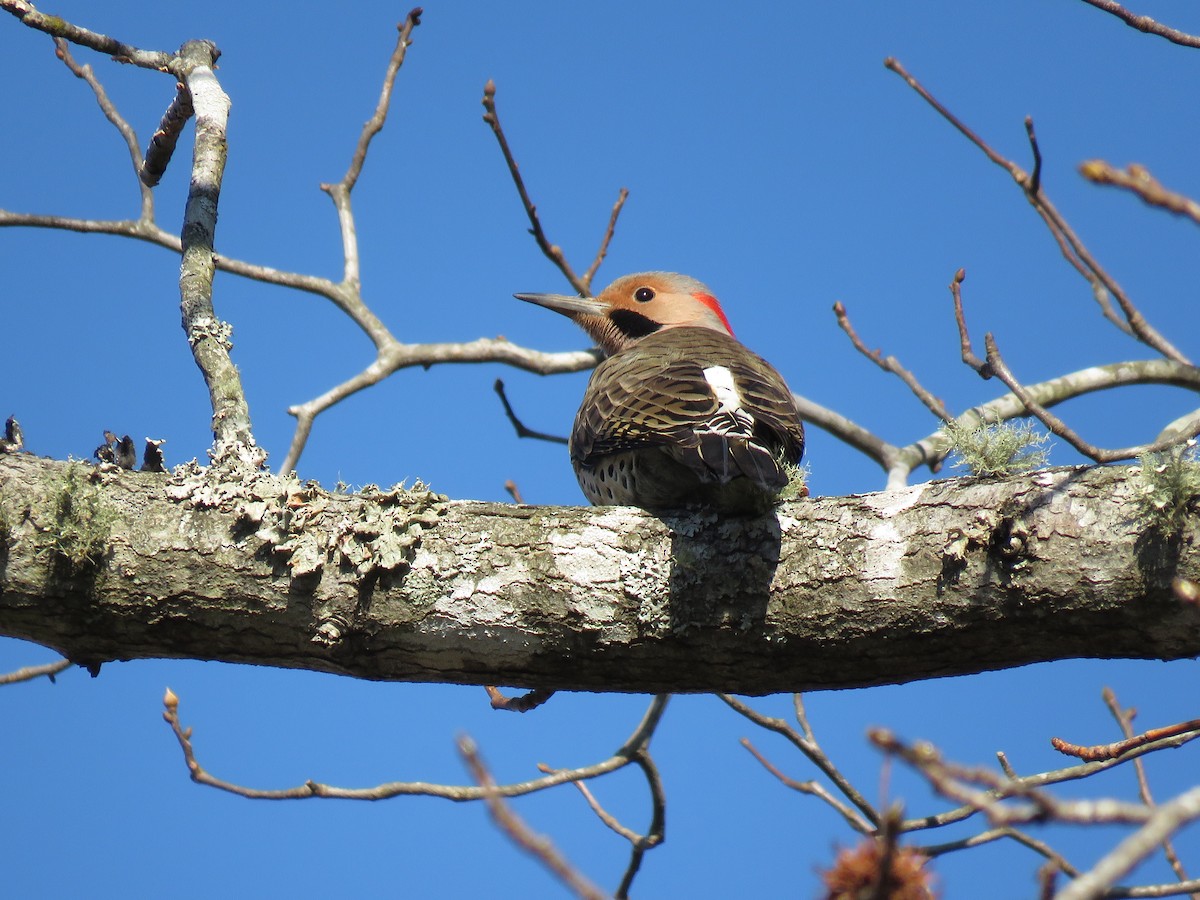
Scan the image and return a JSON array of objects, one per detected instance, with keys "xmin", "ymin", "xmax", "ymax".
[{"xmin": 634, "ymin": 287, "xmax": 655, "ymax": 303}]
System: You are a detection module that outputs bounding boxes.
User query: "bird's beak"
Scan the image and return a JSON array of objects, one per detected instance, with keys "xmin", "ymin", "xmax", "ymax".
[{"xmin": 513, "ymin": 291, "xmax": 609, "ymax": 319}]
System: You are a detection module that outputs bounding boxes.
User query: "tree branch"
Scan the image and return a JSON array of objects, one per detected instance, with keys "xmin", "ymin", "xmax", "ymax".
[
  {"xmin": 884, "ymin": 57, "xmax": 1190, "ymax": 364},
  {"xmin": 1078, "ymin": 0, "xmax": 1200, "ymax": 49},
  {"xmin": 173, "ymin": 40, "xmax": 257, "ymax": 455},
  {"xmin": 5, "ymin": 454, "xmax": 1191, "ymax": 693},
  {"xmin": 1, "ymin": 0, "xmax": 177, "ymax": 71},
  {"xmin": 458, "ymin": 735, "xmax": 608, "ymax": 900},
  {"xmin": 0, "ymin": 656, "xmax": 70, "ymax": 686},
  {"xmin": 1080, "ymin": 160, "xmax": 1200, "ymax": 225}
]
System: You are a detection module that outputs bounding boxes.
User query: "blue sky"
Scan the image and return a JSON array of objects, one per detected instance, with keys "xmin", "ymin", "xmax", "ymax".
[{"xmin": 2, "ymin": 1, "xmax": 1199, "ymax": 896}]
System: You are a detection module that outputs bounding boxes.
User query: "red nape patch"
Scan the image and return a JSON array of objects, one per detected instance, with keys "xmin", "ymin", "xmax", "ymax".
[{"xmin": 692, "ymin": 292, "xmax": 735, "ymax": 336}]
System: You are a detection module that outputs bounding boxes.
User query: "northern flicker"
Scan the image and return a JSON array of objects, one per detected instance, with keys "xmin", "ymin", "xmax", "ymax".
[{"xmin": 515, "ymin": 271, "xmax": 804, "ymax": 513}]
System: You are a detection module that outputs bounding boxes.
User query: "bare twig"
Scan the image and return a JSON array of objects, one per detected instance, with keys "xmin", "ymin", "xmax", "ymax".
[
  {"xmin": 1100, "ymin": 689, "xmax": 1196, "ymax": 893},
  {"xmin": 53, "ymin": 38, "xmax": 153, "ymax": 218},
  {"xmin": 1081, "ymin": 160, "xmax": 1200, "ymax": 225},
  {"xmin": 539, "ymin": 739, "xmax": 667, "ymax": 900},
  {"xmin": 950, "ymin": 268, "xmax": 989, "ymax": 374},
  {"xmin": 322, "ymin": 9, "xmax": 423, "ymax": 292},
  {"xmin": 1078, "ymin": 0, "xmax": 1200, "ymax": 49},
  {"xmin": 834, "ymin": 300, "xmax": 953, "ymax": 421},
  {"xmin": 2, "ymin": 0, "xmax": 177, "ymax": 71},
  {"xmin": 718, "ymin": 694, "xmax": 880, "ymax": 828},
  {"xmin": 0, "ymin": 657, "xmax": 71, "ymax": 686},
  {"xmin": 1026, "ymin": 117, "xmax": 1044, "ymax": 196},
  {"xmin": 493, "ymin": 379, "xmax": 570, "ymax": 445},
  {"xmin": 459, "ymin": 734, "xmax": 607, "ymax": 900},
  {"xmin": 484, "ymin": 685, "xmax": 556, "ymax": 713},
  {"xmin": 953, "ymin": 277, "xmax": 1200, "ymax": 462},
  {"xmin": 162, "ymin": 687, "xmax": 668, "ymax": 801},
  {"xmin": 580, "ymin": 187, "xmax": 630, "ymax": 294},
  {"xmin": 885, "ymin": 57, "xmax": 1190, "ymax": 363},
  {"xmin": 872, "ymin": 727, "xmax": 1200, "ymax": 831},
  {"xmin": 892, "ymin": 356, "xmax": 1200, "ymax": 488},
  {"xmin": 740, "ymin": 737, "xmax": 875, "ymax": 834},
  {"xmin": 337, "ymin": 9, "xmax": 422, "ymax": 195},
  {"xmin": 790, "ymin": 393, "xmax": 903, "ymax": 477},
  {"xmin": 612, "ymin": 752, "xmax": 665, "ymax": 900},
  {"xmin": 504, "ymin": 480, "xmax": 526, "ymax": 504},
  {"xmin": 979, "ymin": 333, "xmax": 1200, "ymax": 462},
  {"xmin": 1051, "ymin": 717, "xmax": 1200, "ymax": 764},
  {"xmin": 482, "ymin": 81, "xmax": 594, "ymax": 297},
  {"xmin": 918, "ymin": 826, "xmax": 1078, "ymax": 876},
  {"xmin": 1059, "ymin": 786, "xmax": 1200, "ymax": 900}
]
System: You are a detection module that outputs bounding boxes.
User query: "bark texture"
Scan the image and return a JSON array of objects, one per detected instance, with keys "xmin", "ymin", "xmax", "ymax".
[{"xmin": 0, "ymin": 453, "xmax": 1195, "ymax": 693}]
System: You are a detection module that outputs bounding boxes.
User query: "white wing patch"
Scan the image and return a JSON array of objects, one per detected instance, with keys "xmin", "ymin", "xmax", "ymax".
[{"xmin": 702, "ymin": 365, "xmax": 743, "ymax": 416}]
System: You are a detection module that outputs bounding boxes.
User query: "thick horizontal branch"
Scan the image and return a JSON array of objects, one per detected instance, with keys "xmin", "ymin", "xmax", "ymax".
[{"xmin": 0, "ymin": 455, "xmax": 1196, "ymax": 693}]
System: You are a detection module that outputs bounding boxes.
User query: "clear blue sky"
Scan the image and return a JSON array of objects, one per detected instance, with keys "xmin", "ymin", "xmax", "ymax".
[{"xmin": 2, "ymin": 1, "xmax": 1198, "ymax": 896}]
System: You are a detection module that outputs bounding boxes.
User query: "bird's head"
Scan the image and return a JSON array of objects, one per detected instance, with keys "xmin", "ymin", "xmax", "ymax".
[{"xmin": 515, "ymin": 271, "xmax": 734, "ymax": 355}]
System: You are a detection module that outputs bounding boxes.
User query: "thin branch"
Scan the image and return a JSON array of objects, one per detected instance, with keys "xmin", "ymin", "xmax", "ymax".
[
  {"xmin": 580, "ymin": 188, "xmax": 629, "ymax": 294},
  {"xmin": 481, "ymin": 80, "xmax": 588, "ymax": 296},
  {"xmin": 1026, "ymin": 117, "xmax": 1044, "ymax": 196},
  {"xmin": 1059, "ymin": 786, "xmax": 1200, "ymax": 900},
  {"xmin": 53, "ymin": 38, "xmax": 153, "ymax": 218},
  {"xmin": 337, "ymin": 8, "xmax": 422, "ymax": 194},
  {"xmin": 539, "ymin": 740, "xmax": 667, "ymax": 900},
  {"xmin": 1078, "ymin": 0, "xmax": 1200, "ymax": 48},
  {"xmin": 1100, "ymin": 688, "xmax": 1195, "ymax": 893},
  {"xmin": 740, "ymin": 737, "xmax": 875, "ymax": 834},
  {"xmin": 162, "ymin": 687, "xmax": 669, "ymax": 802},
  {"xmin": 0, "ymin": 657, "xmax": 71, "ymax": 686},
  {"xmin": 950, "ymin": 268, "xmax": 989, "ymax": 374},
  {"xmin": 2, "ymin": 0, "xmax": 177, "ymax": 71},
  {"xmin": 494, "ymin": 379, "xmax": 570, "ymax": 445},
  {"xmin": 1081, "ymin": 160, "xmax": 1200, "ymax": 225},
  {"xmin": 1041, "ymin": 863, "xmax": 1062, "ymax": 900},
  {"xmin": 322, "ymin": 9, "xmax": 423, "ymax": 291},
  {"xmin": 459, "ymin": 735, "xmax": 608, "ymax": 900},
  {"xmin": 885, "ymin": 728, "xmax": 1200, "ymax": 834},
  {"xmin": 833, "ymin": 300, "xmax": 953, "ymax": 421},
  {"xmin": 979, "ymin": 332, "xmax": 1200, "ymax": 463},
  {"xmin": 791, "ymin": 392, "xmax": 901, "ymax": 475},
  {"xmin": 1, "ymin": 197, "xmax": 603, "ymax": 470},
  {"xmin": 891, "ymin": 356, "xmax": 1200, "ymax": 488},
  {"xmin": 1051, "ymin": 718, "xmax": 1200, "ymax": 764},
  {"xmin": 717, "ymin": 694, "xmax": 880, "ymax": 828},
  {"xmin": 918, "ymin": 826, "xmax": 1078, "ymax": 876},
  {"xmin": 884, "ymin": 57, "xmax": 1190, "ymax": 363},
  {"xmin": 872, "ymin": 727, "xmax": 1200, "ymax": 831},
  {"xmin": 952, "ymin": 278, "xmax": 1200, "ymax": 462},
  {"xmin": 612, "ymin": 753, "xmax": 665, "ymax": 900},
  {"xmin": 279, "ymin": 342, "xmax": 597, "ymax": 472}
]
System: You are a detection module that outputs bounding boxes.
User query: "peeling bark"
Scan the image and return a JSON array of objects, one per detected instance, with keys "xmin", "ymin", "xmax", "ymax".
[{"xmin": 0, "ymin": 453, "xmax": 1195, "ymax": 693}]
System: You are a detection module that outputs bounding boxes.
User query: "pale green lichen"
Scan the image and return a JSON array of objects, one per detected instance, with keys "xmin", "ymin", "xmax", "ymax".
[
  {"xmin": 944, "ymin": 419, "xmax": 1052, "ymax": 477},
  {"xmin": 1132, "ymin": 440, "xmax": 1200, "ymax": 534},
  {"xmin": 47, "ymin": 462, "xmax": 114, "ymax": 570},
  {"xmin": 776, "ymin": 462, "xmax": 810, "ymax": 502}
]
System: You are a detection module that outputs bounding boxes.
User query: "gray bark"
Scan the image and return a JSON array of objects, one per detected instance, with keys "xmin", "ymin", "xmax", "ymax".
[{"xmin": 0, "ymin": 453, "xmax": 1195, "ymax": 693}]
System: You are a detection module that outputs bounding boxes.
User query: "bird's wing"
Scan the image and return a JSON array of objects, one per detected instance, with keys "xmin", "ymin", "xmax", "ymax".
[{"xmin": 570, "ymin": 329, "xmax": 804, "ymax": 488}]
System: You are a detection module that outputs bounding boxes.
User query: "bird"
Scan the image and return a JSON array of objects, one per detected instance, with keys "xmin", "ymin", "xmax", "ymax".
[{"xmin": 515, "ymin": 271, "xmax": 804, "ymax": 513}]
